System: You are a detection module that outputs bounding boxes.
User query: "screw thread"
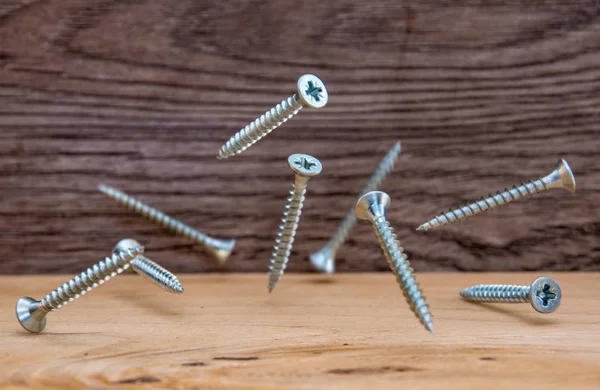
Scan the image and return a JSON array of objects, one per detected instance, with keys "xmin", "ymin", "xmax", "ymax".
[
  {"xmin": 310, "ymin": 142, "xmax": 401, "ymax": 272},
  {"xmin": 99, "ymin": 185, "xmax": 234, "ymax": 262},
  {"xmin": 217, "ymin": 95, "xmax": 304, "ymax": 159},
  {"xmin": 130, "ymin": 256, "xmax": 184, "ymax": 294},
  {"xmin": 417, "ymin": 178, "xmax": 548, "ymax": 231},
  {"xmin": 40, "ymin": 246, "xmax": 142, "ymax": 312},
  {"xmin": 460, "ymin": 284, "xmax": 530, "ymax": 303},
  {"xmin": 268, "ymin": 183, "xmax": 306, "ymax": 292},
  {"xmin": 372, "ymin": 216, "xmax": 433, "ymax": 333}
]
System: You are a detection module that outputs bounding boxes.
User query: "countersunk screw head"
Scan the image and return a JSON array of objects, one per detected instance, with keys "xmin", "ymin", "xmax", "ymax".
[
  {"xmin": 16, "ymin": 297, "xmax": 46, "ymax": 333},
  {"xmin": 555, "ymin": 158, "xmax": 576, "ymax": 192},
  {"xmin": 113, "ymin": 238, "xmax": 145, "ymax": 255},
  {"xmin": 297, "ymin": 74, "xmax": 328, "ymax": 109},
  {"xmin": 288, "ymin": 154, "xmax": 323, "ymax": 177},
  {"xmin": 529, "ymin": 277, "xmax": 562, "ymax": 313},
  {"xmin": 354, "ymin": 191, "xmax": 391, "ymax": 221}
]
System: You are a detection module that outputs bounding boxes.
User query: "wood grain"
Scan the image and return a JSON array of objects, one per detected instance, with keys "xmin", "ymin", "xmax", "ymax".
[
  {"xmin": 1, "ymin": 273, "xmax": 599, "ymax": 389},
  {"xmin": 0, "ymin": 0, "xmax": 599, "ymax": 273}
]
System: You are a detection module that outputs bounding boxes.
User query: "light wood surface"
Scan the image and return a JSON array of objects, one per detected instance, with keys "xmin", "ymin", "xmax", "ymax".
[
  {"xmin": 1, "ymin": 273, "xmax": 598, "ymax": 389},
  {"xmin": 1, "ymin": 0, "xmax": 599, "ymax": 273}
]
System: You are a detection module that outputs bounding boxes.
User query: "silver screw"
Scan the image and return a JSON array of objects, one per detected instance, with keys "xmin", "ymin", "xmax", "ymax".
[
  {"xmin": 99, "ymin": 185, "xmax": 236, "ymax": 265},
  {"xmin": 417, "ymin": 159, "xmax": 576, "ymax": 232},
  {"xmin": 460, "ymin": 277, "xmax": 562, "ymax": 313},
  {"xmin": 113, "ymin": 239, "xmax": 183, "ymax": 294},
  {"xmin": 15, "ymin": 241, "xmax": 143, "ymax": 333},
  {"xmin": 355, "ymin": 191, "xmax": 434, "ymax": 333},
  {"xmin": 217, "ymin": 74, "xmax": 328, "ymax": 159},
  {"xmin": 268, "ymin": 154, "xmax": 323, "ymax": 293},
  {"xmin": 310, "ymin": 141, "xmax": 402, "ymax": 274}
]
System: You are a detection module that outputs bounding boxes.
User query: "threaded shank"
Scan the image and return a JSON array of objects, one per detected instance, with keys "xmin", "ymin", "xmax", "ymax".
[
  {"xmin": 131, "ymin": 256, "xmax": 183, "ymax": 294},
  {"xmin": 312, "ymin": 142, "xmax": 402, "ymax": 266},
  {"xmin": 99, "ymin": 185, "xmax": 233, "ymax": 261},
  {"xmin": 418, "ymin": 178, "xmax": 547, "ymax": 231},
  {"xmin": 372, "ymin": 216, "xmax": 433, "ymax": 332},
  {"xmin": 218, "ymin": 95, "xmax": 304, "ymax": 159},
  {"xmin": 40, "ymin": 246, "xmax": 142, "ymax": 311},
  {"xmin": 268, "ymin": 183, "xmax": 306, "ymax": 292},
  {"xmin": 460, "ymin": 284, "xmax": 530, "ymax": 303}
]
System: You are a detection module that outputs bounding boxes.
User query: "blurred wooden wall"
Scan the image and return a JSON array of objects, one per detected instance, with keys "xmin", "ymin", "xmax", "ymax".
[{"xmin": 0, "ymin": 0, "xmax": 598, "ymax": 273}]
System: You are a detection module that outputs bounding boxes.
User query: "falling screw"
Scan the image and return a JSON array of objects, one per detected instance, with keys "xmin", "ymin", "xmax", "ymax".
[
  {"xmin": 113, "ymin": 239, "xmax": 183, "ymax": 294},
  {"xmin": 217, "ymin": 74, "xmax": 328, "ymax": 159},
  {"xmin": 268, "ymin": 154, "xmax": 323, "ymax": 293},
  {"xmin": 355, "ymin": 191, "xmax": 434, "ymax": 333},
  {"xmin": 16, "ymin": 242, "xmax": 143, "ymax": 333},
  {"xmin": 460, "ymin": 277, "xmax": 562, "ymax": 313},
  {"xmin": 417, "ymin": 159, "xmax": 576, "ymax": 232},
  {"xmin": 310, "ymin": 141, "xmax": 402, "ymax": 274},
  {"xmin": 99, "ymin": 185, "xmax": 236, "ymax": 265}
]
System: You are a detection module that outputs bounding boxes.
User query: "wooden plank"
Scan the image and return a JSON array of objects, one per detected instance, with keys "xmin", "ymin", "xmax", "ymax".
[
  {"xmin": 0, "ymin": 0, "xmax": 599, "ymax": 272},
  {"xmin": 1, "ymin": 273, "xmax": 599, "ymax": 389}
]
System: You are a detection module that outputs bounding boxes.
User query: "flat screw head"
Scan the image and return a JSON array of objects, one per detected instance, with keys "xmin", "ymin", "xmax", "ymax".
[
  {"xmin": 354, "ymin": 191, "xmax": 391, "ymax": 221},
  {"xmin": 297, "ymin": 74, "xmax": 328, "ymax": 109},
  {"xmin": 556, "ymin": 158, "xmax": 576, "ymax": 192},
  {"xmin": 113, "ymin": 238, "xmax": 144, "ymax": 256},
  {"xmin": 16, "ymin": 297, "xmax": 46, "ymax": 333},
  {"xmin": 288, "ymin": 154, "xmax": 322, "ymax": 177},
  {"xmin": 529, "ymin": 277, "xmax": 562, "ymax": 313}
]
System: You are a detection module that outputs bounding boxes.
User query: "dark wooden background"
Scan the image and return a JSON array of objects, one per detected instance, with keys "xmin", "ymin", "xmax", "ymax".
[{"xmin": 1, "ymin": 0, "xmax": 599, "ymax": 274}]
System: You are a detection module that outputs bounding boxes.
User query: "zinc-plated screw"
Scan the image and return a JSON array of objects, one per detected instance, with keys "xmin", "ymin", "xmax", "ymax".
[
  {"xmin": 217, "ymin": 74, "xmax": 328, "ymax": 159},
  {"xmin": 99, "ymin": 185, "xmax": 235, "ymax": 265},
  {"xmin": 310, "ymin": 141, "xmax": 402, "ymax": 274},
  {"xmin": 113, "ymin": 239, "xmax": 183, "ymax": 294},
  {"xmin": 417, "ymin": 159, "xmax": 576, "ymax": 232},
  {"xmin": 16, "ymin": 242, "xmax": 143, "ymax": 333},
  {"xmin": 460, "ymin": 277, "xmax": 562, "ymax": 313},
  {"xmin": 355, "ymin": 191, "xmax": 433, "ymax": 333},
  {"xmin": 268, "ymin": 154, "xmax": 323, "ymax": 293}
]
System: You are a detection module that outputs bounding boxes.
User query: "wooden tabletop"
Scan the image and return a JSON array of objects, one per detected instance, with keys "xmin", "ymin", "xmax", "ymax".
[{"xmin": 1, "ymin": 273, "xmax": 598, "ymax": 389}]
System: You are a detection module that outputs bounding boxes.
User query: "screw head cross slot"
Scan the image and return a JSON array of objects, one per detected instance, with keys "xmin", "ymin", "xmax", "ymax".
[
  {"xmin": 297, "ymin": 74, "xmax": 328, "ymax": 109},
  {"xmin": 530, "ymin": 276, "xmax": 562, "ymax": 313},
  {"xmin": 288, "ymin": 154, "xmax": 323, "ymax": 177}
]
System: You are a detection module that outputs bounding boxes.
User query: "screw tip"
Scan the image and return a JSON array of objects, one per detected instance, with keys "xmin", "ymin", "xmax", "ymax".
[
  {"xmin": 424, "ymin": 321, "xmax": 434, "ymax": 334},
  {"xmin": 416, "ymin": 225, "xmax": 425, "ymax": 232}
]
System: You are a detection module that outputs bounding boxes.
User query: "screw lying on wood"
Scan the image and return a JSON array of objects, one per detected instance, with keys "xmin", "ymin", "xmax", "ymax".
[
  {"xmin": 460, "ymin": 277, "xmax": 562, "ymax": 313},
  {"xmin": 310, "ymin": 141, "xmax": 401, "ymax": 274},
  {"xmin": 113, "ymin": 239, "xmax": 183, "ymax": 294},
  {"xmin": 99, "ymin": 185, "xmax": 235, "ymax": 265},
  {"xmin": 16, "ymin": 241, "xmax": 143, "ymax": 333},
  {"xmin": 217, "ymin": 74, "xmax": 328, "ymax": 159},
  {"xmin": 417, "ymin": 159, "xmax": 576, "ymax": 232},
  {"xmin": 355, "ymin": 191, "xmax": 434, "ymax": 333},
  {"xmin": 268, "ymin": 154, "xmax": 322, "ymax": 293}
]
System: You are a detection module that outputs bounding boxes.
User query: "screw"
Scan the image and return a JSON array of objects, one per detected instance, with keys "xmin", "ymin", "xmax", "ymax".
[
  {"xmin": 310, "ymin": 141, "xmax": 402, "ymax": 274},
  {"xmin": 217, "ymin": 74, "xmax": 328, "ymax": 159},
  {"xmin": 355, "ymin": 191, "xmax": 433, "ymax": 333},
  {"xmin": 99, "ymin": 185, "xmax": 236, "ymax": 265},
  {"xmin": 417, "ymin": 159, "xmax": 576, "ymax": 232},
  {"xmin": 16, "ymin": 241, "xmax": 143, "ymax": 333},
  {"xmin": 460, "ymin": 277, "xmax": 562, "ymax": 313},
  {"xmin": 268, "ymin": 154, "xmax": 323, "ymax": 293},
  {"xmin": 113, "ymin": 239, "xmax": 183, "ymax": 294}
]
